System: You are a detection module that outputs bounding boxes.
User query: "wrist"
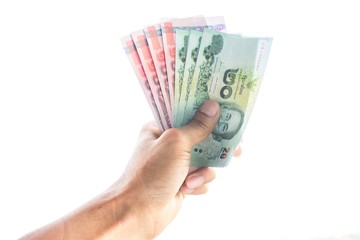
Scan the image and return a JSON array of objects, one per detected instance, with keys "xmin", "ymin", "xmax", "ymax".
[
  {"xmin": 107, "ymin": 180, "xmax": 154, "ymax": 239},
  {"xmin": 19, "ymin": 184, "xmax": 151, "ymax": 240}
]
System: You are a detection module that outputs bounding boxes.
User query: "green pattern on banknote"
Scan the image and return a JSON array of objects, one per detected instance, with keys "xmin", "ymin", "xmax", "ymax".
[
  {"xmin": 174, "ymin": 30, "xmax": 203, "ymax": 127},
  {"xmin": 182, "ymin": 29, "xmax": 264, "ymax": 167},
  {"xmin": 174, "ymin": 29, "xmax": 190, "ymax": 122},
  {"xmin": 176, "ymin": 32, "xmax": 189, "ymax": 99},
  {"xmin": 123, "ymin": 17, "xmax": 273, "ymax": 167},
  {"xmin": 185, "ymin": 40, "xmax": 201, "ymax": 97},
  {"xmin": 193, "ymin": 34, "xmax": 224, "ymax": 99}
]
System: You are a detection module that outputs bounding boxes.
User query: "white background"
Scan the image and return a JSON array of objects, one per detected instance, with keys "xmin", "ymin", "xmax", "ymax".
[{"xmin": 1, "ymin": 0, "xmax": 359, "ymax": 239}]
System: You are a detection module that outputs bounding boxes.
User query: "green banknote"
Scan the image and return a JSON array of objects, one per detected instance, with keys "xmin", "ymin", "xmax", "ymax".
[
  {"xmin": 174, "ymin": 29, "xmax": 190, "ymax": 121},
  {"xmin": 174, "ymin": 30, "xmax": 203, "ymax": 128},
  {"xmin": 122, "ymin": 16, "xmax": 272, "ymax": 167},
  {"xmin": 173, "ymin": 18, "xmax": 227, "ymax": 127},
  {"xmin": 179, "ymin": 29, "xmax": 272, "ymax": 167},
  {"xmin": 238, "ymin": 37, "xmax": 273, "ymax": 138}
]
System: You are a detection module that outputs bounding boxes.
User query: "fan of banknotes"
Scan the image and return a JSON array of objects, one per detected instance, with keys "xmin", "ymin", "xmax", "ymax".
[{"xmin": 121, "ymin": 16, "xmax": 272, "ymax": 167}]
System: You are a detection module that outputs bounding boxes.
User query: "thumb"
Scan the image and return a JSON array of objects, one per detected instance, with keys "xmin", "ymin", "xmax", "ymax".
[{"xmin": 180, "ymin": 100, "xmax": 220, "ymax": 146}]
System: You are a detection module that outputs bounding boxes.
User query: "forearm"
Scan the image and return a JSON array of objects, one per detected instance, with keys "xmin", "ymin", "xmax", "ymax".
[{"xmin": 20, "ymin": 185, "xmax": 146, "ymax": 240}]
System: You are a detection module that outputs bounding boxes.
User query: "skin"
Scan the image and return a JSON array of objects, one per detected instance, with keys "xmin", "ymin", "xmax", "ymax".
[{"xmin": 20, "ymin": 100, "xmax": 242, "ymax": 240}]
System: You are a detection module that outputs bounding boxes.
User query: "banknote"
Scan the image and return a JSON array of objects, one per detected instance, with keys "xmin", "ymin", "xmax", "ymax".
[
  {"xmin": 179, "ymin": 29, "xmax": 272, "ymax": 167},
  {"xmin": 121, "ymin": 35, "xmax": 165, "ymax": 130},
  {"xmin": 173, "ymin": 18, "xmax": 227, "ymax": 127},
  {"xmin": 122, "ymin": 16, "xmax": 272, "ymax": 167},
  {"xmin": 131, "ymin": 30, "xmax": 172, "ymax": 130},
  {"xmin": 175, "ymin": 26, "xmax": 227, "ymax": 127},
  {"xmin": 174, "ymin": 29, "xmax": 190, "ymax": 121},
  {"xmin": 174, "ymin": 30, "xmax": 201, "ymax": 127},
  {"xmin": 144, "ymin": 24, "xmax": 173, "ymax": 125},
  {"xmin": 238, "ymin": 37, "xmax": 273, "ymax": 137},
  {"xmin": 161, "ymin": 21, "xmax": 177, "ymax": 113},
  {"xmin": 161, "ymin": 16, "xmax": 225, "ymax": 113}
]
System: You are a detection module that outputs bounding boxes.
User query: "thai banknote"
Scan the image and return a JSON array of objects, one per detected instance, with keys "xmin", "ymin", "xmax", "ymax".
[
  {"xmin": 174, "ymin": 30, "xmax": 201, "ymax": 127},
  {"xmin": 172, "ymin": 18, "xmax": 227, "ymax": 127},
  {"xmin": 161, "ymin": 16, "xmax": 226, "ymax": 113},
  {"xmin": 175, "ymin": 27, "xmax": 228, "ymax": 127},
  {"xmin": 122, "ymin": 17, "xmax": 272, "ymax": 167},
  {"xmin": 131, "ymin": 30, "xmax": 172, "ymax": 130},
  {"xmin": 121, "ymin": 35, "xmax": 165, "ymax": 130},
  {"xmin": 238, "ymin": 37, "xmax": 273, "ymax": 137},
  {"xmin": 174, "ymin": 29, "xmax": 190, "ymax": 121},
  {"xmin": 179, "ymin": 29, "xmax": 272, "ymax": 167},
  {"xmin": 144, "ymin": 24, "xmax": 173, "ymax": 125}
]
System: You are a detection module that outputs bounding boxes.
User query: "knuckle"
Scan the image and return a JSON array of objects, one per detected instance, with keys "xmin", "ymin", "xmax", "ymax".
[{"xmin": 161, "ymin": 128, "xmax": 187, "ymax": 146}]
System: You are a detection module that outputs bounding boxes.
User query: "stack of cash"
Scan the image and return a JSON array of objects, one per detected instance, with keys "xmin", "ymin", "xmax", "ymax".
[{"xmin": 121, "ymin": 16, "xmax": 272, "ymax": 167}]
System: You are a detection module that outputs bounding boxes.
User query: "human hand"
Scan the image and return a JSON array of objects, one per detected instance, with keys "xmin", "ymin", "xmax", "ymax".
[
  {"xmin": 115, "ymin": 100, "xmax": 225, "ymax": 238},
  {"xmin": 20, "ymin": 100, "xmax": 242, "ymax": 240}
]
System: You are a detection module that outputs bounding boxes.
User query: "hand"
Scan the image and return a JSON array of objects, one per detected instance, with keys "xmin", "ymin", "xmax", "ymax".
[
  {"xmin": 117, "ymin": 100, "xmax": 223, "ymax": 238},
  {"xmin": 20, "ymin": 100, "xmax": 243, "ymax": 240}
]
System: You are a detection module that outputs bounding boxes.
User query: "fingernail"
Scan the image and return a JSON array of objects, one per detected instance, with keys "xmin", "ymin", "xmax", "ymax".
[
  {"xmin": 186, "ymin": 176, "xmax": 204, "ymax": 189},
  {"xmin": 199, "ymin": 100, "xmax": 219, "ymax": 117}
]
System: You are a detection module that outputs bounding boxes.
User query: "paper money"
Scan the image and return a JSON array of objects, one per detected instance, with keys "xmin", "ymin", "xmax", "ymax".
[
  {"xmin": 174, "ymin": 30, "xmax": 202, "ymax": 127},
  {"xmin": 161, "ymin": 16, "xmax": 207, "ymax": 112},
  {"xmin": 144, "ymin": 25, "xmax": 173, "ymax": 125},
  {"xmin": 180, "ymin": 29, "xmax": 272, "ymax": 167},
  {"xmin": 122, "ymin": 16, "xmax": 272, "ymax": 167},
  {"xmin": 131, "ymin": 30, "xmax": 172, "ymax": 130},
  {"xmin": 175, "ymin": 25, "xmax": 227, "ymax": 127},
  {"xmin": 174, "ymin": 29, "xmax": 190, "ymax": 121},
  {"xmin": 161, "ymin": 21, "xmax": 177, "ymax": 112},
  {"xmin": 121, "ymin": 35, "xmax": 165, "ymax": 130},
  {"xmin": 173, "ymin": 17, "xmax": 227, "ymax": 127},
  {"xmin": 238, "ymin": 37, "xmax": 273, "ymax": 137}
]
